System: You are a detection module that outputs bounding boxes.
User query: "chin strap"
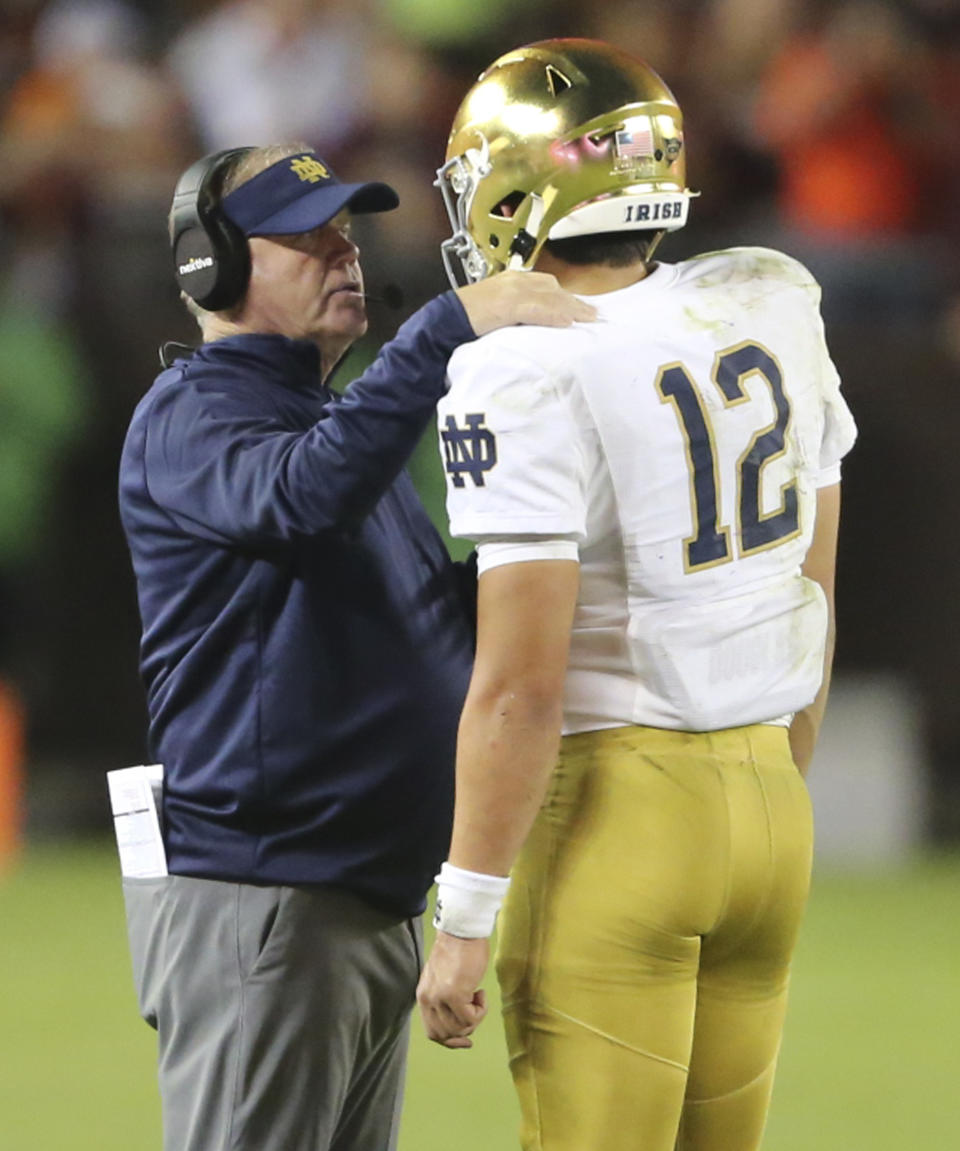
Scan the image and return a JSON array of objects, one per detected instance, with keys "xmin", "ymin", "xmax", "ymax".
[
  {"xmin": 643, "ymin": 230, "xmax": 666, "ymax": 263},
  {"xmin": 507, "ymin": 193, "xmax": 545, "ymax": 270}
]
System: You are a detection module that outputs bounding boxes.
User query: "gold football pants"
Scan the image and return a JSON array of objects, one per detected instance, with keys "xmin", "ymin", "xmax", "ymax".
[{"xmin": 496, "ymin": 724, "xmax": 813, "ymax": 1151}]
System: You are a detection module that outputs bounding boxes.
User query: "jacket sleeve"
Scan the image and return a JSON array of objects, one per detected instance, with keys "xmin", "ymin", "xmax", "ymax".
[{"xmin": 143, "ymin": 293, "xmax": 473, "ymax": 545}]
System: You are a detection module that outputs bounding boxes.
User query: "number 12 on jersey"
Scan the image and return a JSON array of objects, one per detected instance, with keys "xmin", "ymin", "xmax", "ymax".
[{"xmin": 656, "ymin": 340, "xmax": 800, "ymax": 572}]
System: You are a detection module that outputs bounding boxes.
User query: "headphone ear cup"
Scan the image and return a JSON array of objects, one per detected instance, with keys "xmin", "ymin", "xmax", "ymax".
[
  {"xmin": 172, "ymin": 214, "xmax": 249, "ymax": 311},
  {"xmin": 170, "ymin": 148, "xmax": 253, "ymax": 311}
]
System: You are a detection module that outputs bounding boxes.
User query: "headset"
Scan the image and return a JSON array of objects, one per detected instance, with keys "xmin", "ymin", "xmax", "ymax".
[{"xmin": 169, "ymin": 146, "xmax": 254, "ymax": 311}]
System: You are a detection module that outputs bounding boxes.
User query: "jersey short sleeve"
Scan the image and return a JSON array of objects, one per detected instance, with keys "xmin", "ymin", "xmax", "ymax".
[
  {"xmin": 790, "ymin": 256, "xmax": 857, "ymax": 485},
  {"xmin": 816, "ymin": 339, "xmax": 857, "ymax": 484},
  {"xmin": 438, "ymin": 337, "xmax": 588, "ymax": 542}
]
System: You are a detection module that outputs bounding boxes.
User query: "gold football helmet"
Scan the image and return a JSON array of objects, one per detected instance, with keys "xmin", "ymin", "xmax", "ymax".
[{"xmin": 436, "ymin": 38, "xmax": 695, "ymax": 285}]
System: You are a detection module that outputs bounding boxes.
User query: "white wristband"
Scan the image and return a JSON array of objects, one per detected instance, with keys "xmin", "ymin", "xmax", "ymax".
[{"xmin": 432, "ymin": 861, "xmax": 511, "ymax": 939}]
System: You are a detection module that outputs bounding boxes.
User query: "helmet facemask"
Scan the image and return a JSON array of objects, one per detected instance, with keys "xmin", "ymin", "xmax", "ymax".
[{"xmin": 436, "ymin": 137, "xmax": 495, "ymax": 287}]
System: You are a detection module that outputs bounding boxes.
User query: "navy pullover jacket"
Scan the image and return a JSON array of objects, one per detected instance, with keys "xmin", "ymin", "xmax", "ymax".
[{"xmin": 118, "ymin": 293, "xmax": 475, "ymax": 917}]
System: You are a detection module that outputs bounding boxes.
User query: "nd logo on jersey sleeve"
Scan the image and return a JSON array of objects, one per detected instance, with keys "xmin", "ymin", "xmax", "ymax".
[
  {"xmin": 440, "ymin": 413, "xmax": 498, "ymax": 488},
  {"xmin": 438, "ymin": 344, "xmax": 588, "ymax": 542}
]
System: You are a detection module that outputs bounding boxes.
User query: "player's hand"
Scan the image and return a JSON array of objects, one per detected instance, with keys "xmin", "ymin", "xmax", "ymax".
[
  {"xmin": 455, "ymin": 271, "xmax": 597, "ymax": 335},
  {"xmin": 416, "ymin": 932, "xmax": 491, "ymax": 1049}
]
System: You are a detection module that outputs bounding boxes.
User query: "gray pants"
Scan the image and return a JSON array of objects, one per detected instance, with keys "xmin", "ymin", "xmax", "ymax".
[{"xmin": 123, "ymin": 876, "xmax": 422, "ymax": 1151}]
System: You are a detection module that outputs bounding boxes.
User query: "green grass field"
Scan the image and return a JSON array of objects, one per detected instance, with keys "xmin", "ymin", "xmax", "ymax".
[{"xmin": 1, "ymin": 842, "xmax": 957, "ymax": 1149}]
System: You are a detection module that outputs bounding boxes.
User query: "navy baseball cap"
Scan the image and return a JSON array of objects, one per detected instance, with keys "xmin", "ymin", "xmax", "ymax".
[{"xmin": 221, "ymin": 151, "xmax": 399, "ymax": 236}]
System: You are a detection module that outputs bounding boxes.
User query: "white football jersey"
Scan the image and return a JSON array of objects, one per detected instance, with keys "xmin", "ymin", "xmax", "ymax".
[{"xmin": 439, "ymin": 247, "xmax": 858, "ymax": 734}]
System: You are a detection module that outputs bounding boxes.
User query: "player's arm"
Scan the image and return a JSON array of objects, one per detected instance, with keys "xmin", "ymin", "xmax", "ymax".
[
  {"xmin": 417, "ymin": 557, "xmax": 579, "ymax": 1048},
  {"xmin": 789, "ymin": 482, "xmax": 841, "ymax": 774}
]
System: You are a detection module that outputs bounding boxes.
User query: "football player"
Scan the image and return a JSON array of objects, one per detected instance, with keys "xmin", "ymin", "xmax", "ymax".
[{"xmin": 417, "ymin": 38, "xmax": 857, "ymax": 1151}]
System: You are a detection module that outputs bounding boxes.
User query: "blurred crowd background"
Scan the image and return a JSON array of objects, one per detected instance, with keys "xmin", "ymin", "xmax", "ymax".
[{"xmin": 1, "ymin": 0, "xmax": 958, "ymax": 850}]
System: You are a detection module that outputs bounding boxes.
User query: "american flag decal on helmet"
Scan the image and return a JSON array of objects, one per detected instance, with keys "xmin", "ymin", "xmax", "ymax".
[{"xmin": 614, "ymin": 127, "xmax": 654, "ymax": 158}]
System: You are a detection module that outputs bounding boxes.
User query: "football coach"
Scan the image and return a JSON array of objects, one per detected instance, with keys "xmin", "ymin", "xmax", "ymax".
[{"xmin": 116, "ymin": 142, "xmax": 594, "ymax": 1151}]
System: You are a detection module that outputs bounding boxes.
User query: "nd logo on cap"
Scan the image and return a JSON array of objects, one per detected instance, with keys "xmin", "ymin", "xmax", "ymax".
[{"xmin": 289, "ymin": 156, "xmax": 331, "ymax": 183}]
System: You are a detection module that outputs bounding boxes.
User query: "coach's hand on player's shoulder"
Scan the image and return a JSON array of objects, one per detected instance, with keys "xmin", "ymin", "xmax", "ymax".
[
  {"xmin": 456, "ymin": 270, "xmax": 597, "ymax": 335},
  {"xmin": 416, "ymin": 932, "xmax": 491, "ymax": 1049}
]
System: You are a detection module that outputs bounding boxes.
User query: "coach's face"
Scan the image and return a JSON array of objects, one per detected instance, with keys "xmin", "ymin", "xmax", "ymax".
[{"xmin": 244, "ymin": 210, "xmax": 367, "ymax": 371}]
